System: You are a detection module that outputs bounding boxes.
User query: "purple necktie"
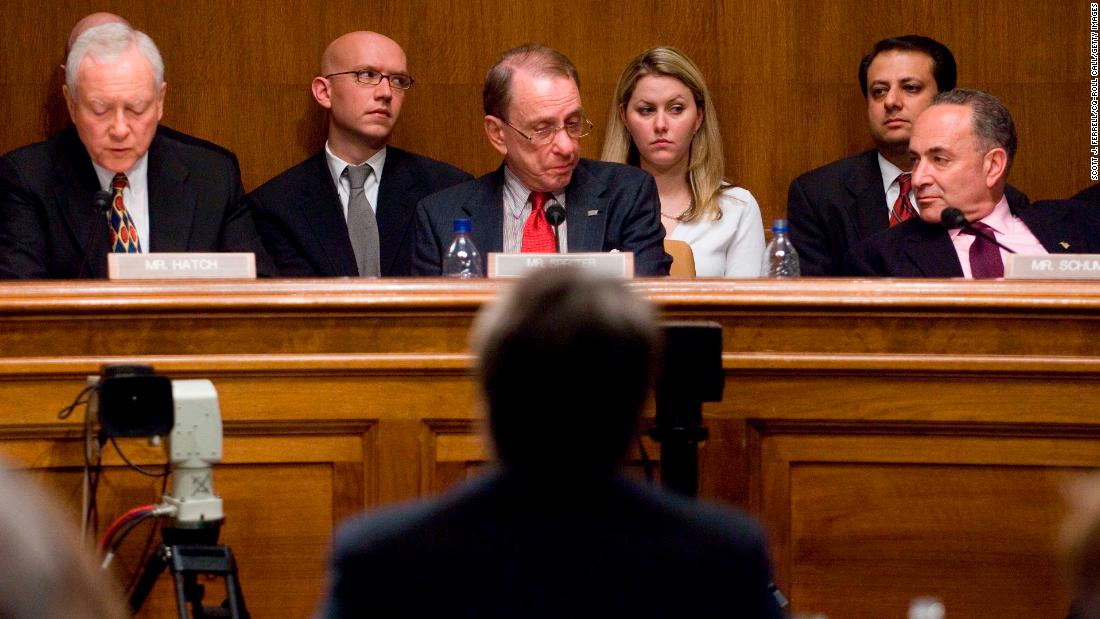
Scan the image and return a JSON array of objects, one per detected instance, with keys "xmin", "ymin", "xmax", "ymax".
[{"xmin": 961, "ymin": 222, "xmax": 1003, "ymax": 279}]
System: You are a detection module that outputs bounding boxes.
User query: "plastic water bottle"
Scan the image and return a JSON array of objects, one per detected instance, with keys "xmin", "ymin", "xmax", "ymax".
[
  {"xmin": 763, "ymin": 219, "xmax": 800, "ymax": 278},
  {"xmin": 908, "ymin": 597, "xmax": 945, "ymax": 619},
  {"xmin": 442, "ymin": 218, "xmax": 484, "ymax": 278}
]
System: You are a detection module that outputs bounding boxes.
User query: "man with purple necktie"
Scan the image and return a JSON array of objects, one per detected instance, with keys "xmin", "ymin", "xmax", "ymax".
[{"xmin": 844, "ymin": 88, "xmax": 1100, "ymax": 278}]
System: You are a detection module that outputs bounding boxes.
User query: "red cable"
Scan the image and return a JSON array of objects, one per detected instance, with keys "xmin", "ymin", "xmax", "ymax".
[{"xmin": 98, "ymin": 504, "xmax": 157, "ymax": 553}]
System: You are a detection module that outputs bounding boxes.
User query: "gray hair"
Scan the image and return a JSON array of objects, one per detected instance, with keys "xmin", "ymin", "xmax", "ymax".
[
  {"xmin": 66, "ymin": 22, "xmax": 164, "ymax": 95},
  {"xmin": 932, "ymin": 88, "xmax": 1017, "ymax": 168}
]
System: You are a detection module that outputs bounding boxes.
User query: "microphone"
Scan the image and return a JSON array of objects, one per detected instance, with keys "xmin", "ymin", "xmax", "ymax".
[
  {"xmin": 545, "ymin": 200, "xmax": 566, "ymax": 253},
  {"xmin": 77, "ymin": 191, "xmax": 115, "ymax": 278},
  {"xmin": 939, "ymin": 207, "xmax": 1017, "ymax": 254}
]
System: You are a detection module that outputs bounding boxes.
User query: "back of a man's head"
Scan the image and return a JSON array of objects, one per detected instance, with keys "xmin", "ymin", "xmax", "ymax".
[
  {"xmin": 0, "ymin": 465, "xmax": 129, "ymax": 619},
  {"xmin": 472, "ymin": 269, "xmax": 659, "ymax": 478}
]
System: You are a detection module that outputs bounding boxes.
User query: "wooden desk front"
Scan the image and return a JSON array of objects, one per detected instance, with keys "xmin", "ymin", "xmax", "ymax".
[{"xmin": 0, "ymin": 278, "xmax": 1096, "ymax": 617}]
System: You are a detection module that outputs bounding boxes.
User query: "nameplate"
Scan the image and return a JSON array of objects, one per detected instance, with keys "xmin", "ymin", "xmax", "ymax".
[
  {"xmin": 108, "ymin": 253, "xmax": 256, "ymax": 279},
  {"xmin": 487, "ymin": 252, "xmax": 634, "ymax": 278},
  {"xmin": 1006, "ymin": 254, "xmax": 1100, "ymax": 279}
]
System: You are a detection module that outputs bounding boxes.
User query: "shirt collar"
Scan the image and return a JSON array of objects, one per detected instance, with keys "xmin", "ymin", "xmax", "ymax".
[
  {"xmin": 92, "ymin": 152, "xmax": 149, "ymax": 193},
  {"xmin": 948, "ymin": 195, "xmax": 1011, "ymax": 239},
  {"xmin": 324, "ymin": 142, "xmax": 387, "ymax": 186},
  {"xmin": 876, "ymin": 151, "xmax": 907, "ymax": 195},
  {"xmin": 502, "ymin": 165, "xmax": 566, "ymax": 216}
]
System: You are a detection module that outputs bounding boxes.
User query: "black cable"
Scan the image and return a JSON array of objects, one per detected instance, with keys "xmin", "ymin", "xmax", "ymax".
[
  {"xmin": 104, "ymin": 509, "xmax": 159, "ymax": 557},
  {"xmin": 56, "ymin": 385, "xmax": 95, "ymax": 420},
  {"xmin": 109, "ymin": 437, "xmax": 170, "ymax": 478},
  {"xmin": 125, "ymin": 465, "xmax": 170, "ymax": 596}
]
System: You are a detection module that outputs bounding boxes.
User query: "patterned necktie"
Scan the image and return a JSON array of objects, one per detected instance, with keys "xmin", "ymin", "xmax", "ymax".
[
  {"xmin": 521, "ymin": 191, "xmax": 557, "ymax": 253},
  {"xmin": 961, "ymin": 222, "xmax": 1004, "ymax": 279},
  {"xmin": 345, "ymin": 164, "xmax": 381, "ymax": 277},
  {"xmin": 108, "ymin": 173, "xmax": 142, "ymax": 253},
  {"xmin": 890, "ymin": 173, "xmax": 917, "ymax": 226}
]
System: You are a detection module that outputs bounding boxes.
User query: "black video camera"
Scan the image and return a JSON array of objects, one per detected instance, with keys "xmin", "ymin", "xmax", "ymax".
[{"xmin": 97, "ymin": 364, "xmax": 174, "ymax": 438}]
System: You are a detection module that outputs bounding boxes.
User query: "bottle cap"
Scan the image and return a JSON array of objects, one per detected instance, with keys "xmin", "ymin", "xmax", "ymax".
[
  {"xmin": 453, "ymin": 218, "xmax": 472, "ymax": 233},
  {"xmin": 771, "ymin": 219, "xmax": 789, "ymax": 234}
]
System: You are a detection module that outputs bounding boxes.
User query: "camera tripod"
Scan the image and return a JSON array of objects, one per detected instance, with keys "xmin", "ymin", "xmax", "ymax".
[{"xmin": 129, "ymin": 523, "xmax": 249, "ymax": 619}]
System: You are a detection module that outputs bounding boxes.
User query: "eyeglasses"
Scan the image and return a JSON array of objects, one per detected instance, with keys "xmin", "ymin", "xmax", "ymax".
[
  {"xmin": 324, "ymin": 69, "xmax": 415, "ymax": 90},
  {"xmin": 501, "ymin": 117, "xmax": 593, "ymax": 145}
]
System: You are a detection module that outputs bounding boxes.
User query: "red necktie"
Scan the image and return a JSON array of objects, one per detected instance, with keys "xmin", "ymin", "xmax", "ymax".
[
  {"xmin": 961, "ymin": 222, "xmax": 1004, "ymax": 279},
  {"xmin": 108, "ymin": 173, "xmax": 142, "ymax": 253},
  {"xmin": 521, "ymin": 191, "xmax": 557, "ymax": 253},
  {"xmin": 890, "ymin": 173, "xmax": 917, "ymax": 226}
]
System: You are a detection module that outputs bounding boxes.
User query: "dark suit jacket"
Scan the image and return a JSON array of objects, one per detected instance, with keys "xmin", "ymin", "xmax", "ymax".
[
  {"xmin": 246, "ymin": 147, "xmax": 472, "ymax": 276},
  {"xmin": 1072, "ymin": 182, "xmax": 1100, "ymax": 205},
  {"xmin": 0, "ymin": 126, "xmax": 272, "ymax": 278},
  {"xmin": 413, "ymin": 159, "xmax": 671, "ymax": 277},
  {"xmin": 787, "ymin": 149, "xmax": 1029, "ymax": 276},
  {"xmin": 321, "ymin": 470, "xmax": 784, "ymax": 619},
  {"xmin": 843, "ymin": 199, "xmax": 1100, "ymax": 277}
]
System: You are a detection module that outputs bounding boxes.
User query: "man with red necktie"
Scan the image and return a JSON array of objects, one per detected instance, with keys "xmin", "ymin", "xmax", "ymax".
[
  {"xmin": 786, "ymin": 35, "xmax": 1030, "ymax": 276},
  {"xmin": 412, "ymin": 44, "xmax": 670, "ymax": 277},
  {"xmin": 844, "ymin": 89, "xmax": 1100, "ymax": 278}
]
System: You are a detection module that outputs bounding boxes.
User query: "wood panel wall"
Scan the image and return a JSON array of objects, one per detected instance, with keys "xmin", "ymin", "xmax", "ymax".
[
  {"xmin": 0, "ymin": 1, "xmax": 1090, "ymax": 228},
  {"xmin": 1, "ymin": 278, "xmax": 1099, "ymax": 617}
]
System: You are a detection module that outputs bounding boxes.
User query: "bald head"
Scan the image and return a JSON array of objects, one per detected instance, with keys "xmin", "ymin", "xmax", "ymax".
[
  {"xmin": 68, "ymin": 12, "xmax": 131, "ymax": 51},
  {"xmin": 320, "ymin": 31, "xmax": 405, "ymax": 76}
]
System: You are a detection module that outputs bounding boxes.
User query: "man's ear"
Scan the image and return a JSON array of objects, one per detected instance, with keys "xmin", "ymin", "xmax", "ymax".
[
  {"xmin": 984, "ymin": 147, "xmax": 1008, "ymax": 189},
  {"xmin": 155, "ymin": 82, "xmax": 167, "ymax": 122},
  {"xmin": 311, "ymin": 76, "xmax": 333, "ymax": 109},
  {"xmin": 484, "ymin": 115, "xmax": 508, "ymax": 157},
  {"xmin": 63, "ymin": 84, "xmax": 76, "ymax": 121}
]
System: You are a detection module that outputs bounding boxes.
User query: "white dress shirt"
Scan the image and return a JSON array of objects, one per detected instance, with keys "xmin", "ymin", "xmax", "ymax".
[
  {"xmin": 325, "ymin": 143, "xmax": 387, "ymax": 219},
  {"xmin": 667, "ymin": 186, "xmax": 765, "ymax": 277},
  {"xmin": 877, "ymin": 153, "xmax": 916, "ymax": 215}
]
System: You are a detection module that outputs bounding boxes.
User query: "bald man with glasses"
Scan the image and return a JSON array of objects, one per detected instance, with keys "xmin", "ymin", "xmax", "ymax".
[
  {"xmin": 412, "ymin": 44, "xmax": 670, "ymax": 277},
  {"xmin": 246, "ymin": 31, "xmax": 471, "ymax": 277}
]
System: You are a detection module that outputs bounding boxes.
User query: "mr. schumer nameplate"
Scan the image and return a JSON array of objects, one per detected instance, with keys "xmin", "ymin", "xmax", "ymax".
[
  {"xmin": 487, "ymin": 252, "xmax": 634, "ymax": 278},
  {"xmin": 1006, "ymin": 254, "xmax": 1100, "ymax": 279},
  {"xmin": 108, "ymin": 253, "xmax": 257, "ymax": 279}
]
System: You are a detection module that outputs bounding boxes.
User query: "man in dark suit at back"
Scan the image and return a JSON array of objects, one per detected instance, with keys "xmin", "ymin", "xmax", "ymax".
[
  {"xmin": 320, "ymin": 267, "xmax": 782, "ymax": 618},
  {"xmin": 845, "ymin": 89, "xmax": 1100, "ymax": 277},
  {"xmin": 246, "ymin": 31, "xmax": 471, "ymax": 277},
  {"xmin": 0, "ymin": 22, "xmax": 272, "ymax": 279},
  {"xmin": 787, "ymin": 35, "xmax": 1027, "ymax": 276},
  {"xmin": 413, "ymin": 44, "xmax": 670, "ymax": 277}
]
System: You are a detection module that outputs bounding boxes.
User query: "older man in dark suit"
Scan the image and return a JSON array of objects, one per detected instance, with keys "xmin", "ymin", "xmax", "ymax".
[
  {"xmin": 246, "ymin": 31, "xmax": 471, "ymax": 277},
  {"xmin": 787, "ymin": 35, "xmax": 1027, "ymax": 276},
  {"xmin": 320, "ymin": 268, "xmax": 781, "ymax": 618},
  {"xmin": 0, "ymin": 22, "xmax": 271, "ymax": 279},
  {"xmin": 845, "ymin": 89, "xmax": 1100, "ymax": 277},
  {"xmin": 413, "ymin": 44, "xmax": 670, "ymax": 277}
]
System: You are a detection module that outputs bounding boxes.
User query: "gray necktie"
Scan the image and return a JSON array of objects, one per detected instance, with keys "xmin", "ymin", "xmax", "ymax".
[{"xmin": 345, "ymin": 164, "xmax": 381, "ymax": 277}]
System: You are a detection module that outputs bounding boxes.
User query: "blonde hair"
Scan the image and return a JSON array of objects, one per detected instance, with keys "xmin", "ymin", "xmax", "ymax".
[{"xmin": 601, "ymin": 47, "xmax": 728, "ymax": 223}]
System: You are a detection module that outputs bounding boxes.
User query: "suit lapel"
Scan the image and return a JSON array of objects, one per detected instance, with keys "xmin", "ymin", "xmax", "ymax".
[
  {"xmin": 903, "ymin": 223, "xmax": 964, "ymax": 277},
  {"xmin": 563, "ymin": 161, "xmax": 606, "ymax": 252},
  {"xmin": 1018, "ymin": 204, "xmax": 1081, "ymax": 254},
  {"xmin": 147, "ymin": 135, "xmax": 197, "ymax": 251},
  {"xmin": 54, "ymin": 130, "xmax": 109, "ymax": 276},
  {"xmin": 376, "ymin": 147, "xmax": 417, "ymax": 274},
  {"xmin": 299, "ymin": 153, "xmax": 357, "ymax": 275},
  {"xmin": 845, "ymin": 150, "xmax": 889, "ymax": 240},
  {"xmin": 461, "ymin": 167, "xmax": 506, "ymax": 254}
]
